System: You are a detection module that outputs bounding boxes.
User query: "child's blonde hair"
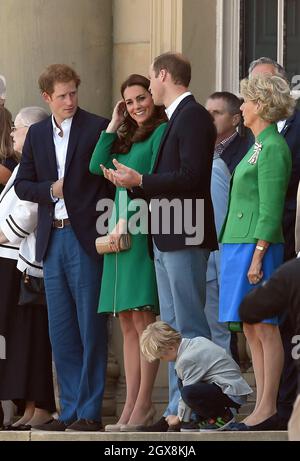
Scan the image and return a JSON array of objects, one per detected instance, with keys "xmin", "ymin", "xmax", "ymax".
[{"xmin": 140, "ymin": 321, "xmax": 182, "ymax": 362}]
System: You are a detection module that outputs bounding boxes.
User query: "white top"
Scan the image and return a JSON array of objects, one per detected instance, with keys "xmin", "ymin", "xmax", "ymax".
[
  {"xmin": 165, "ymin": 91, "xmax": 192, "ymax": 119},
  {"xmin": 51, "ymin": 115, "xmax": 73, "ymax": 219},
  {"xmin": 277, "ymin": 119, "xmax": 286, "ymax": 133},
  {"xmin": 0, "ymin": 166, "xmax": 42, "ymax": 276}
]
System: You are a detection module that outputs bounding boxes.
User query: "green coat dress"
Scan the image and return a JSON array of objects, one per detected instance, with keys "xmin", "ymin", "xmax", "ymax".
[{"xmin": 89, "ymin": 123, "xmax": 167, "ymax": 315}]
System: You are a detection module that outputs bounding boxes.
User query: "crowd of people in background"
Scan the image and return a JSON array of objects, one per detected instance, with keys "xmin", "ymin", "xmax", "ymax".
[{"xmin": 0, "ymin": 53, "xmax": 300, "ymax": 439}]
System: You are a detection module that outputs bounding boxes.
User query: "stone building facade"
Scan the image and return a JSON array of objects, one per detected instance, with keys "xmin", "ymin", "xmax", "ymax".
[{"xmin": 1, "ymin": 0, "xmax": 299, "ymax": 418}]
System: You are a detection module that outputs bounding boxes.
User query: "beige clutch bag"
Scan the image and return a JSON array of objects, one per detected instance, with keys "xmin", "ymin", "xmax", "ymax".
[{"xmin": 95, "ymin": 233, "xmax": 131, "ymax": 255}]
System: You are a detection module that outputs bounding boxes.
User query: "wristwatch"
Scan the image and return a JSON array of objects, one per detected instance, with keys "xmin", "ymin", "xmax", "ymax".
[
  {"xmin": 139, "ymin": 174, "xmax": 143, "ymax": 188},
  {"xmin": 50, "ymin": 183, "xmax": 59, "ymax": 203},
  {"xmin": 256, "ymin": 245, "xmax": 265, "ymax": 251}
]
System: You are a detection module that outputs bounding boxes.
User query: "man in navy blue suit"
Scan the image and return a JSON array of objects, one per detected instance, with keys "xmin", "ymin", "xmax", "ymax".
[
  {"xmin": 102, "ymin": 53, "xmax": 218, "ymax": 431},
  {"xmin": 15, "ymin": 64, "xmax": 111, "ymax": 431}
]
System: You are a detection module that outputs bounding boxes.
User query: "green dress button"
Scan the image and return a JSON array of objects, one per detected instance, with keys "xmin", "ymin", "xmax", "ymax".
[{"xmin": 237, "ymin": 212, "xmax": 243, "ymax": 218}]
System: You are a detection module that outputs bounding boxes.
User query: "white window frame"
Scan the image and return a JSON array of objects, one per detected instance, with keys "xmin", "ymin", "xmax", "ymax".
[{"xmin": 216, "ymin": 0, "xmax": 297, "ymax": 96}]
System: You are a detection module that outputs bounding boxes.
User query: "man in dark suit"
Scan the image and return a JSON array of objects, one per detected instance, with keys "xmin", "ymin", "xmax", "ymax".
[
  {"xmin": 102, "ymin": 53, "xmax": 218, "ymax": 431},
  {"xmin": 239, "ymin": 258, "xmax": 300, "ymax": 436},
  {"xmin": 205, "ymin": 91, "xmax": 251, "ymax": 174},
  {"xmin": 249, "ymin": 57, "xmax": 300, "ymax": 425},
  {"xmin": 14, "ymin": 64, "xmax": 111, "ymax": 431}
]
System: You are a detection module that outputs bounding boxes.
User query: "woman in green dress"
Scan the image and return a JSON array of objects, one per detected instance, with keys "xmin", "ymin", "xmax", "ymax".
[{"xmin": 90, "ymin": 74, "xmax": 167, "ymax": 431}]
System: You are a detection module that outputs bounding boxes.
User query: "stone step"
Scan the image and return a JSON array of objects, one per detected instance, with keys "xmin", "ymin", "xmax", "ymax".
[
  {"xmin": 0, "ymin": 429, "xmax": 288, "ymax": 442},
  {"xmin": 243, "ymin": 371, "xmax": 256, "ymax": 387}
]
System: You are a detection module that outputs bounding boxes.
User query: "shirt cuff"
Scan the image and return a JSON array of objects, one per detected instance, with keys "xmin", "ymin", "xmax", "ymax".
[{"xmin": 50, "ymin": 184, "xmax": 58, "ymax": 203}]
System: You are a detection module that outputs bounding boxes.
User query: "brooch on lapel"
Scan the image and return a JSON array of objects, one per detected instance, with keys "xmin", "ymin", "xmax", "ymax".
[{"xmin": 248, "ymin": 141, "xmax": 263, "ymax": 165}]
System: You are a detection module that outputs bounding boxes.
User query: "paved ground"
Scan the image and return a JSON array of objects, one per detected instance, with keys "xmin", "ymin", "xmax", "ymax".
[{"xmin": 0, "ymin": 429, "xmax": 288, "ymax": 441}]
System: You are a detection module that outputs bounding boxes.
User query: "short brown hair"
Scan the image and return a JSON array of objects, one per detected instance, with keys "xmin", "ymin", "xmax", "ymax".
[
  {"xmin": 38, "ymin": 64, "xmax": 81, "ymax": 95},
  {"xmin": 208, "ymin": 91, "xmax": 242, "ymax": 116},
  {"xmin": 152, "ymin": 52, "xmax": 191, "ymax": 87}
]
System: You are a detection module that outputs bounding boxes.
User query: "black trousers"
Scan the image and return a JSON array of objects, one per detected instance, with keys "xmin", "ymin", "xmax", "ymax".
[
  {"xmin": 179, "ymin": 381, "xmax": 240, "ymax": 419},
  {"xmin": 277, "ymin": 315, "xmax": 298, "ymax": 421}
]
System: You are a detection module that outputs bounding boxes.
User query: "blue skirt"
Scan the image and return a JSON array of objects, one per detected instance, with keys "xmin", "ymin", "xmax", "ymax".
[{"xmin": 219, "ymin": 243, "xmax": 284, "ymax": 325}]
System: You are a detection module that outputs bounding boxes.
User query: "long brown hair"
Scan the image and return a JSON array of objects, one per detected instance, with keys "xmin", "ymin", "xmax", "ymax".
[
  {"xmin": 113, "ymin": 74, "xmax": 167, "ymax": 154},
  {"xmin": 0, "ymin": 106, "xmax": 18, "ymax": 163}
]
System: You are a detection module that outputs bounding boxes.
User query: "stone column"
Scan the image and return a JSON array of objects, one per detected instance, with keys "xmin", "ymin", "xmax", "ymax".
[
  {"xmin": 0, "ymin": 0, "xmax": 112, "ymax": 118},
  {"xmin": 102, "ymin": 318, "xmax": 120, "ymax": 417}
]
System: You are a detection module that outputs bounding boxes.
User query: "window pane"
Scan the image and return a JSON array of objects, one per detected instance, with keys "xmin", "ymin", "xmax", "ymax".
[
  {"xmin": 286, "ymin": 0, "xmax": 300, "ymax": 88},
  {"xmin": 241, "ymin": 0, "xmax": 277, "ymax": 77}
]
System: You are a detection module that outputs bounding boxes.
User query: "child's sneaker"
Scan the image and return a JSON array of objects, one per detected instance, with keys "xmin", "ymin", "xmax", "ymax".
[
  {"xmin": 199, "ymin": 408, "xmax": 235, "ymax": 431},
  {"xmin": 180, "ymin": 420, "xmax": 206, "ymax": 432}
]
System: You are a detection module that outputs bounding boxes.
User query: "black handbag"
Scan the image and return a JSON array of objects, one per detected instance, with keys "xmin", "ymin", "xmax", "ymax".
[{"xmin": 18, "ymin": 272, "xmax": 46, "ymax": 306}]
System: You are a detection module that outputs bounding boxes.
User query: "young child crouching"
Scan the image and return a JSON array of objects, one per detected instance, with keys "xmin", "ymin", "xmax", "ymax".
[{"xmin": 140, "ymin": 321, "xmax": 252, "ymax": 431}]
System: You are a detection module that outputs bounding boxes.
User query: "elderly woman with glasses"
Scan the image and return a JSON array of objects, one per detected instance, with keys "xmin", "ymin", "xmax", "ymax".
[{"xmin": 0, "ymin": 107, "xmax": 56, "ymax": 430}]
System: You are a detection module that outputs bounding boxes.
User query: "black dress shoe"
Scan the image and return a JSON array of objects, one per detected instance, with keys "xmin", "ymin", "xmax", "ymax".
[
  {"xmin": 6, "ymin": 424, "xmax": 31, "ymax": 431},
  {"xmin": 137, "ymin": 416, "xmax": 169, "ymax": 432},
  {"xmin": 65, "ymin": 419, "xmax": 103, "ymax": 432},
  {"xmin": 0, "ymin": 403, "xmax": 3, "ymax": 429},
  {"xmin": 247, "ymin": 414, "xmax": 281, "ymax": 431},
  {"xmin": 31, "ymin": 419, "xmax": 69, "ymax": 431},
  {"xmin": 275, "ymin": 416, "xmax": 288, "ymax": 430}
]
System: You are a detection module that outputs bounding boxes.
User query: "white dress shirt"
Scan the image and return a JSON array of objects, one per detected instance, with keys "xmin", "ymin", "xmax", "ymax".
[
  {"xmin": 277, "ymin": 119, "xmax": 286, "ymax": 133},
  {"xmin": 165, "ymin": 91, "xmax": 192, "ymax": 120},
  {"xmin": 52, "ymin": 115, "xmax": 73, "ymax": 219}
]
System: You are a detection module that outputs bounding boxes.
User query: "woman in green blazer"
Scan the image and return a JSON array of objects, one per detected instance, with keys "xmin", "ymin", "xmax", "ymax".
[
  {"xmin": 90, "ymin": 74, "xmax": 167, "ymax": 432},
  {"xmin": 219, "ymin": 74, "xmax": 295, "ymax": 430}
]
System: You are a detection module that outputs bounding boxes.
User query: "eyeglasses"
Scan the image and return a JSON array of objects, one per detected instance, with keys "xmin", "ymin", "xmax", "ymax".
[{"xmin": 11, "ymin": 124, "xmax": 29, "ymax": 132}]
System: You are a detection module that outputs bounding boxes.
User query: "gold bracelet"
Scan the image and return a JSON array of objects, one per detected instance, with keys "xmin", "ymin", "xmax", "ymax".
[{"xmin": 256, "ymin": 245, "xmax": 265, "ymax": 251}]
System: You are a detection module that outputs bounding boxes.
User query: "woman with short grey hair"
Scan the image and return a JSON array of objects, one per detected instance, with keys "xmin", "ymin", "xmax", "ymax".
[
  {"xmin": 219, "ymin": 74, "xmax": 295, "ymax": 431},
  {"xmin": 0, "ymin": 106, "xmax": 56, "ymax": 430}
]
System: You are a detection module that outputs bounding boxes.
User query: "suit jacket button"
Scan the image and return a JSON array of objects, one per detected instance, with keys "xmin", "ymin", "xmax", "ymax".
[{"xmin": 237, "ymin": 212, "xmax": 243, "ymax": 218}]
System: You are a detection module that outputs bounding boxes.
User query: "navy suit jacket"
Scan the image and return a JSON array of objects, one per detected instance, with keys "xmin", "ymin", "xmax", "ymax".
[
  {"xmin": 220, "ymin": 133, "xmax": 252, "ymax": 174},
  {"xmin": 14, "ymin": 107, "xmax": 112, "ymax": 262},
  {"xmin": 141, "ymin": 95, "xmax": 218, "ymax": 251},
  {"xmin": 281, "ymin": 109, "xmax": 300, "ymax": 260}
]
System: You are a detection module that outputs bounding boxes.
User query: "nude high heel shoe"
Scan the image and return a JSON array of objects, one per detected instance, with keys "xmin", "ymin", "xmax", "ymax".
[
  {"xmin": 120, "ymin": 406, "xmax": 156, "ymax": 432},
  {"xmin": 105, "ymin": 423, "xmax": 123, "ymax": 432}
]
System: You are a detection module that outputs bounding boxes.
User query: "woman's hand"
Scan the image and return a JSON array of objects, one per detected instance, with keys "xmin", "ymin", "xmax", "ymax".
[
  {"xmin": 106, "ymin": 100, "xmax": 127, "ymax": 133},
  {"xmin": 247, "ymin": 241, "xmax": 269, "ymax": 285},
  {"xmin": 108, "ymin": 219, "xmax": 127, "ymax": 252},
  {"xmin": 247, "ymin": 256, "xmax": 263, "ymax": 285},
  {"xmin": 166, "ymin": 415, "xmax": 180, "ymax": 427},
  {"xmin": 100, "ymin": 165, "xmax": 118, "ymax": 184}
]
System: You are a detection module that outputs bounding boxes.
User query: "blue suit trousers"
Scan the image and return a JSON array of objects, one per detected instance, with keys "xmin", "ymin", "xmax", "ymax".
[
  {"xmin": 43, "ymin": 226, "xmax": 107, "ymax": 423},
  {"xmin": 153, "ymin": 243, "xmax": 210, "ymax": 416}
]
